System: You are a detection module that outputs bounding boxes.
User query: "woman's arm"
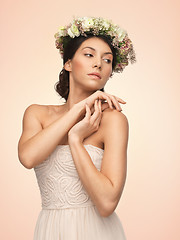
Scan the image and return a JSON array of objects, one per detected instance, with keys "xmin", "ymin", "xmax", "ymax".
[
  {"xmin": 68, "ymin": 108, "xmax": 128, "ymax": 217},
  {"xmin": 18, "ymin": 91, "xmax": 125, "ymax": 169},
  {"xmin": 18, "ymin": 103, "xmax": 85, "ymax": 169}
]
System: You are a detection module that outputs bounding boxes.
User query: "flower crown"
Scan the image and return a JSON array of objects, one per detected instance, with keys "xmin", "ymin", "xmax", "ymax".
[{"xmin": 54, "ymin": 17, "xmax": 136, "ymax": 73}]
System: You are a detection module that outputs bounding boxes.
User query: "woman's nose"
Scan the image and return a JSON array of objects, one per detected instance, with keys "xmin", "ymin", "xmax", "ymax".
[{"xmin": 93, "ymin": 58, "xmax": 101, "ymax": 69}]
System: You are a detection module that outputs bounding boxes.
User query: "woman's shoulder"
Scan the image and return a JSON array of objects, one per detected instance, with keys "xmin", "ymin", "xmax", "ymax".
[
  {"xmin": 102, "ymin": 108, "xmax": 128, "ymax": 123},
  {"xmin": 24, "ymin": 104, "xmax": 49, "ymax": 115},
  {"xmin": 23, "ymin": 104, "xmax": 65, "ymax": 127},
  {"xmin": 98, "ymin": 108, "xmax": 129, "ymax": 146},
  {"xmin": 24, "ymin": 104, "xmax": 63, "ymax": 114},
  {"xmin": 23, "ymin": 104, "xmax": 64, "ymax": 122},
  {"xmin": 100, "ymin": 108, "xmax": 129, "ymax": 144}
]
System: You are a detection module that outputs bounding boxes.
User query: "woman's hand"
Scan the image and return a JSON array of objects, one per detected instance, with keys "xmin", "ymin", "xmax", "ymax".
[
  {"xmin": 76, "ymin": 90, "xmax": 126, "ymax": 117},
  {"xmin": 68, "ymin": 99, "xmax": 102, "ymax": 143}
]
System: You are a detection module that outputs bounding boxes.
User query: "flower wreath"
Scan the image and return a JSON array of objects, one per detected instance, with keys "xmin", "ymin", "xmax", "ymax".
[{"xmin": 54, "ymin": 16, "xmax": 137, "ymax": 73}]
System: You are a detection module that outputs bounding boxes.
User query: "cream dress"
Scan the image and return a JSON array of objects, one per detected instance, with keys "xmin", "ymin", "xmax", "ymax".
[{"xmin": 33, "ymin": 144, "xmax": 127, "ymax": 240}]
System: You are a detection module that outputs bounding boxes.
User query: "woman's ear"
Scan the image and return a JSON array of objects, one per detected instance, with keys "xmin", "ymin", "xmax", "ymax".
[{"xmin": 64, "ymin": 59, "xmax": 72, "ymax": 72}]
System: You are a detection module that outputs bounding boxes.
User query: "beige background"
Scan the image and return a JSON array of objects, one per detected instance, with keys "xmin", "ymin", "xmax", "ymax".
[{"xmin": 1, "ymin": 0, "xmax": 180, "ymax": 239}]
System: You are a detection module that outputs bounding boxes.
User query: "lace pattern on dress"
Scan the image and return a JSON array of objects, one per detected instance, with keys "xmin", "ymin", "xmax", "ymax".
[{"xmin": 34, "ymin": 145, "xmax": 104, "ymax": 209}]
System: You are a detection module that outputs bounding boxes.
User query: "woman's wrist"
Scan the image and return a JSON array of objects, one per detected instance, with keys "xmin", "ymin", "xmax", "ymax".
[
  {"xmin": 67, "ymin": 102, "xmax": 85, "ymax": 123},
  {"xmin": 73, "ymin": 101, "xmax": 86, "ymax": 118},
  {"xmin": 68, "ymin": 132, "xmax": 83, "ymax": 145}
]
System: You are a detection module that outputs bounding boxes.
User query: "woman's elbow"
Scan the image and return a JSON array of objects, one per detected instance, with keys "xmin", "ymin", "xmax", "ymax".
[
  {"xmin": 18, "ymin": 152, "xmax": 34, "ymax": 169},
  {"xmin": 98, "ymin": 200, "xmax": 117, "ymax": 217}
]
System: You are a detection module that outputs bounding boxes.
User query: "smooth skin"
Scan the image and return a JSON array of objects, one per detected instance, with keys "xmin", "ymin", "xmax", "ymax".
[{"xmin": 18, "ymin": 37, "xmax": 128, "ymax": 217}]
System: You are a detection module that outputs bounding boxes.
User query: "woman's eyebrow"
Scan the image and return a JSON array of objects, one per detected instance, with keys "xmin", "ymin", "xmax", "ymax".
[
  {"xmin": 82, "ymin": 46, "xmax": 95, "ymax": 51},
  {"xmin": 82, "ymin": 46, "xmax": 113, "ymax": 55}
]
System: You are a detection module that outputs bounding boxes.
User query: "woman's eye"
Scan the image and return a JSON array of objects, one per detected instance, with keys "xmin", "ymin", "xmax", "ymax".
[
  {"xmin": 85, "ymin": 53, "xmax": 93, "ymax": 57},
  {"xmin": 104, "ymin": 58, "xmax": 112, "ymax": 63}
]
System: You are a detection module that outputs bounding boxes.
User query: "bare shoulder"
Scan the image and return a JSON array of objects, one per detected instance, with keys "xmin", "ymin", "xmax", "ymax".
[
  {"xmin": 99, "ymin": 108, "xmax": 129, "ymax": 146},
  {"xmin": 101, "ymin": 108, "xmax": 129, "ymax": 126},
  {"xmin": 24, "ymin": 103, "xmax": 48, "ymax": 113},
  {"xmin": 24, "ymin": 104, "xmax": 66, "ymax": 129},
  {"xmin": 23, "ymin": 103, "xmax": 59, "ymax": 119},
  {"xmin": 19, "ymin": 104, "xmax": 57, "ymax": 145},
  {"xmin": 23, "ymin": 104, "xmax": 48, "ymax": 120}
]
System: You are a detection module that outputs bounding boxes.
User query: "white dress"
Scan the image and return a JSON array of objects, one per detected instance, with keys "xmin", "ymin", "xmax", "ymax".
[{"xmin": 33, "ymin": 144, "xmax": 127, "ymax": 240}]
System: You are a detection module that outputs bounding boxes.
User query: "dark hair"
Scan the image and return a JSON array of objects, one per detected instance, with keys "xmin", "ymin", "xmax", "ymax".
[{"xmin": 54, "ymin": 34, "xmax": 117, "ymax": 101}]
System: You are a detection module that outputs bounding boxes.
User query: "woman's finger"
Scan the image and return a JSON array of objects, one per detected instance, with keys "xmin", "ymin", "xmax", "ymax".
[
  {"xmin": 107, "ymin": 94, "xmax": 122, "ymax": 111},
  {"xmin": 85, "ymin": 104, "xmax": 91, "ymax": 120},
  {"xmin": 91, "ymin": 100, "xmax": 101, "ymax": 122},
  {"xmin": 116, "ymin": 96, "xmax": 126, "ymax": 104},
  {"xmin": 98, "ymin": 93, "xmax": 113, "ymax": 110},
  {"xmin": 98, "ymin": 100, "xmax": 102, "ymax": 122},
  {"xmin": 101, "ymin": 91, "xmax": 126, "ymax": 105},
  {"xmin": 98, "ymin": 99, "xmax": 102, "ymax": 112},
  {"xmin": 94, "ymin": 100, "xmax": 102, "ymax": 127}
]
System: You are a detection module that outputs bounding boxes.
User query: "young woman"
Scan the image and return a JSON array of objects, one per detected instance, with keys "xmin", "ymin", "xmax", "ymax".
[{"xmin": 18, "ymin": 17, "xmax": 136, "ymax": 240}]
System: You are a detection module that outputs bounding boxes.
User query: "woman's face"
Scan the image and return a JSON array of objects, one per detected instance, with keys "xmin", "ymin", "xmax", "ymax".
[{"xmin": 64, "ymin": 37, "xmax": 113, "ymax": 91}]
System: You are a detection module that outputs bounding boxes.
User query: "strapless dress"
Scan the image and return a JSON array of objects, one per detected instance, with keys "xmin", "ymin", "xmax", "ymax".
[{"xmin": 33, "ymin": 144, "xmax": 126, "ymax": 240}]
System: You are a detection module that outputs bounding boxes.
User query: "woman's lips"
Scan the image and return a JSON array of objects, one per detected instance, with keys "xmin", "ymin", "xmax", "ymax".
[{"xmin": 88, "ymin": 73, "xmax": 101, "ymax": 79}]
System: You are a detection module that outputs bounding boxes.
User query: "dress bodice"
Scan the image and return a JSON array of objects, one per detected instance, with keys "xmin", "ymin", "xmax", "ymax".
[{"xmin": 34, "ymin": 145, "xmax": 104, "ymax": 210}]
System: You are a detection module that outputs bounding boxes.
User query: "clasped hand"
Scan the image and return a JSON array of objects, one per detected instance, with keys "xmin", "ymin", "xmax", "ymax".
[{"xmin": 68, "ymin": 90, "xmax": 126, "ymax": 143}]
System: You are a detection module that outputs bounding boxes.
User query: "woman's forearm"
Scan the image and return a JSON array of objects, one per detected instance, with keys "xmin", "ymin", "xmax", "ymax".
[
  {"xmin": 68, "ymin": 137, "xmax": 115, "ymax": 217},
  {"xmin": 18, "ymin": 104, "xmax": 85, "ymax": 169}
]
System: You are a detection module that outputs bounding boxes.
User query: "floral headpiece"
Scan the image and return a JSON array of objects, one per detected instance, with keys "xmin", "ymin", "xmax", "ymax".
[{"xmin": 54, "ymin": 17, "xmax": 136, "ymax": 73}]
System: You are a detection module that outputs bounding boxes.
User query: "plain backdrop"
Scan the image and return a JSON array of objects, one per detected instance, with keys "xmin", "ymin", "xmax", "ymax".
[{"xmin": 1, "ymin": 0, "xmax": 180, "ymax": 239}]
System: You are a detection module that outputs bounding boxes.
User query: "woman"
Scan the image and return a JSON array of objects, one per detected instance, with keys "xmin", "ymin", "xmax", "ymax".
[{"xmin": 18, "ymin": 17, "xmax": 136, "ymax": 240}]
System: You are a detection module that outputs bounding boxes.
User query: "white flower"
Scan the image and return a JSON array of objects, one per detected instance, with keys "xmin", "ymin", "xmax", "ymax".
[
  {"xmin": 102, "ymin": 19, "xmax": 110, "ymax": 30},
  {"xmin": 68, "ymin": 24, "xmax": 80, "ymax": 38},
  {"xmin": 82, "ymin": 17, "xmax": 94, "ymax": 30},
  {"xmin": 78, "ymin": 17, "xmax": 86, "ymax": 22},
  {"xmin": 116, "ymin": 27, "xmax": 127, "ymax": 41},
  {"xmin": 58, "ymin": 26, "xmax": 67, "ymax": 37},
  {"xmin": 67, "ymin": 28, "xmax": 75, "ymax": 38}
]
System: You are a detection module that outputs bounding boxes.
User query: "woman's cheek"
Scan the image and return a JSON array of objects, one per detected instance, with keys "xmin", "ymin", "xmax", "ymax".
[
  {"xmin": 104, "ymin": 65, "xmax": 112, "ymax": 77},
  {"xmin": 72, "ymin": 57, "xmax": 85, "ymax": 72}
]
